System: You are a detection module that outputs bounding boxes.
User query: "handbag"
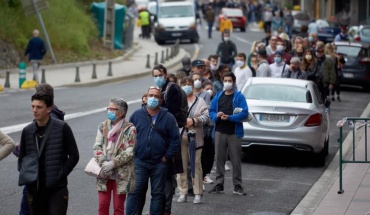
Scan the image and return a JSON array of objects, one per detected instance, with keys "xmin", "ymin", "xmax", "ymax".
[
  {"xmin": 18, "ymin": 120, "xmax": 55, "ymax": 186},
  {"xmin": 84, "ymin": 158, "xmax": 102, "ymax": 177}
]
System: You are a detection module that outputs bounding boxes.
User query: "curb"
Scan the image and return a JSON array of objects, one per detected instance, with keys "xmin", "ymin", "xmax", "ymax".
[
  {"xmin": 62, "ymin": 48, "xmax": 190, "ymax": 88},
  {"xmin": 291, "ymin": 102, "xmax": 370, "ymax": 215}
]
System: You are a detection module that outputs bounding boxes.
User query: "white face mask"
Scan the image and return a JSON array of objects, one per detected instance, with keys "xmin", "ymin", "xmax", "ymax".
[
  {"xmin": 277, "ymin": 45, "xmax": 284, "ymax": 52},
  {"xmin": 223, "ymin": 82, "xmax": 233, "ymax": 91},
  {"xmin": 206, "ymin": 89, "xmax": 213, "ymax": 96},
  {"xmin": 224, "ymin": 37, "xmax": 230, "ymax": 41},
  {"xmin": 193, "ymin": 79, "xmax": 202, "ymax": 89},
  {"xmin": 235, "ymin": 60, "xmax": 244, "ymax": 68},
  {"xmin": 210, "ymin": 64, "xmax": 218, "ymax": 71}
]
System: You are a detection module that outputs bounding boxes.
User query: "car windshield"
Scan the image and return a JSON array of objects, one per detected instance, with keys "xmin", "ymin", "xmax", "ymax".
[
  {"xmin": 148, "ymin": 4, "xmax": 156, "ymax": 14},
  {"xmin": 243, "ymin": 84, "xmax": 310, "ymax": 103},
  {"xmin": 362, "ymin": 28, "xmax": 370, "ymax": 37},
  {"xmin": 336, "ymin": 46, "xmax": 367, "ymax": 57},
  {"xmin": 223, "ymin": 9, "xmax": 243, "ymax": 16},
  {"xmin": 159, "ymin": 5, "xmax": 193, "ymax": 18}
]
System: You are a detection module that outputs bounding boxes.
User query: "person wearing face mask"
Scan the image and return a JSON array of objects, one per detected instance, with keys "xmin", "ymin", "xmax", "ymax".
[
  {"xmin": 234, "ymin": 52, "xmax": 253, "ymax": 91},
  {"xmin": 208, "ymin": 54, "xmax": 219, "ymax": 73},
  {"xmin": 282, "ymin": 57, "xmax": 307, "ymax": 79},
  {"xmin": 178, "ymin": 57, "xmax": 192, "ymax": 76},
  {"xmin": 208, "ymin": 72, "xmax": 248, "ymax": 196},
  {"xmin": 177, "ymin": 77, "xmax": 209, "ymax": 204},
  {"xmin": 302, "ymin": 49, "xmax": 317, "ymax": 81},
  {"xmin": 311, "ymin": 43, "xmax": 336, "ymax": 106},
  {"xmin": 250, "ymin": 55, "xmax": 259, "ymax": 74},
  {"xmin": 126, "ymin": 87, "xmax": 181, "ymax": 215},
  {"xmin": 192, "ymin": 72, "xmax": 211, "ymax": 105},
  {"xmin": 94, "ymin": 98, "xmax": 136, "ymax": 215},
  {"xmin": 216, "ymin": 30, "xmax": 238, "ymax": 70},
  {"xmin": 269, "ymin": 51, "xmax": 289, "ymax": 78},
  {"xmin": 267, "ymin": 38, "xmax": 292, "ymax": 64},
  {"xmin": 265, "ymin": 35, "xmax": 278, "ymax": 55},
  {"xmin": 302, "ymin": 37, "xmax": 310, "ymax": 50},
  {"xmin": 308, "ymin": 33, "xmax": 317, "ymax": 49},
  {"xmin": 202, "ymin": 58, "xmax": 215, "ymax": 82},
  {"xmin": 213, "ymin": 65, "xmax": 231, "ymax": 94}
]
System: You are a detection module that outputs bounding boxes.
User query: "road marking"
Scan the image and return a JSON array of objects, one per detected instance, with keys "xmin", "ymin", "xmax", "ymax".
[
  {"xmin": 0, "ymin": 93, "xmax": 9, "ymax": 97},
  {"xmin": 234, "ymin": 35, "xmax": 252, "ymax": 44},
  {"xmin": 191, "ymin": 44, "xmax": 200, "ymax": 61},
  {"xmin": 0, "ymin": 99, "xmax": 141, "ymax": 134}
]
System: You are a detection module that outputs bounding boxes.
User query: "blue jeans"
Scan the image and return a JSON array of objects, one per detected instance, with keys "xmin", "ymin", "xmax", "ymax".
[
  {"xmin": 207, "ymin": 21, "xmax": 213, "ymax": 38},
  {"xmin": 126, "ymin": 158, "xmax": 167, "ymax": 215},
  {"xmin": 19, "ymin": 186, "xmax": 30, "ymax": 215},
  {"xmin": 285, "ymin": 25, "xmax": 292, "ymax": 38}
]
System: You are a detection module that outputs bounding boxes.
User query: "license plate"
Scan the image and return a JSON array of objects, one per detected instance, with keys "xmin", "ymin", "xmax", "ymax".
[
  {"xmin": 171, "ymin": 33, "xmax": 182, "ymax": 37},
  {"xmin": 343, "ymin": 73, "xmax": 354, "ymax": 78},
  {"xmin": 230, "ymin": 18, "xmax": 238, "ymax": 21},
  {"xmin": 259, "ymin": 114, "xmax": 290, "ymax": 122},
  {"xmin": 326, "ymin": 37, "xmax": 333, "ymax": 41}
]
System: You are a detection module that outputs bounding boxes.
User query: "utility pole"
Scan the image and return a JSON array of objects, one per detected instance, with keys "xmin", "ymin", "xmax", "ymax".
[{"xmin": 104, "ymin": 0, "xmax": 115, "ymax": 50}]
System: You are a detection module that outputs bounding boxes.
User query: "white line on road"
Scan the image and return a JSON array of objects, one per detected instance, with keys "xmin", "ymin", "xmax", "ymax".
[
  {"xmin": 1, "ymin": 99, "xmax": 141, "ymax": 134},
  {"xmin": 234, "ymin": 35, "xmax": 252, "ymax": 45},
  {"xmin": 192, "ymin": 44, "xmax": 200, "ymax": 61}
]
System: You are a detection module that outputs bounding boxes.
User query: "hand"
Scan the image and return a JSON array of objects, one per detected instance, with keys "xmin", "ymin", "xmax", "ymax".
[
  {"xmin": 328, "ymin": 84, "xmax": 334, "ymax": 90},
  {"xmin": 217, "ymin": 112, "xmax": 224, "ymax": 118},
  {"xmin": 185, "ymin": 118, "xmax": 193, "ymax": 129},
  {"xmin": 98, "ymin": 170, "xmax": 110, "ymax": 179},
  {"xmin": 162, "ymin": 156, "xmax": 167, "ymax": 163},
  {"xmin": 221, "ymin": 115, "xmax": 229, "ymax": 120},
  {"xmin": 101, "ymin": 161, "xmax": 115, "ymax": 172}
]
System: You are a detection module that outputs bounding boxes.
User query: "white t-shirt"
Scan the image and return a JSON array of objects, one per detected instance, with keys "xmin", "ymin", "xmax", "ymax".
[
  {"xmin": 269, "ymin": 62, "xmax": 289, "ymax": 78},
  {"xmin": 234, "ymin": 66, "xmax": 253, "ymax": 91}
]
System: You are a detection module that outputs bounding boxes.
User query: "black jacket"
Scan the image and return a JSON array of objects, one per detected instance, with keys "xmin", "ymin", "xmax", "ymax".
[
  {"xmin": 161, "ymin": 80, "xmax": 182, "ymax": 117},
  {"xmin": 216, "ymin": 40, "xmax": 238, "ymax": 64},
  {"xmin": 19, "ymin": 117, "xmax": 79, "ymax": 189}
]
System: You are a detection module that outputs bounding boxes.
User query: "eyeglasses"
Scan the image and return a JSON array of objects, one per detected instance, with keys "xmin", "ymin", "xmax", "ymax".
[{"xmin": 107, "ymin": 107, "xmax": 119, "ymax": 111}]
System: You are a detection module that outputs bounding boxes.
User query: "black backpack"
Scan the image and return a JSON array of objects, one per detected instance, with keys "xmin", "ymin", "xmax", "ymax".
[{"xmin": 164, "ymin": 82, "xmax": 188, "ymax": 128}]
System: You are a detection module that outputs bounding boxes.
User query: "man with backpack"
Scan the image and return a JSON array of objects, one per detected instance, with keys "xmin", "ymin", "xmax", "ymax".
[{"xmin": 216, "ymin": 30, "xmax": 238, "ymax": 70}]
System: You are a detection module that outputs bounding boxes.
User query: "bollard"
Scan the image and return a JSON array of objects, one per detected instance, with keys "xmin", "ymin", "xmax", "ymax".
[
  {"xmin": 107, "ymin": 62, "xmax": 113, "ymax": 76},
  {"xmin": 170, "ymin": 46, "xmax": 174, "ymax": 58},
  {"xmin": 154, "ymin": 52, "xmax": 158, "ymax": 66},
  {"xmin": 75, "ymin": 67, "xmax": 80, "ymax": 82},
  {"xmin": 92, "ymin": 63, "xmax": 97, "ymax": 79},
  {"xmin": 4, "ymin": 71, "xmax": 10, "ymax": 88},
  {"xmin": 146, "ymin": 54, "xmax": 151, "ymax": 68},
  {"xmin": 41, "ymin": 69, "xmax": 46, "ymax": 83},
  {"xmin": 19, "ymin": 62, "xmax": 26, "ymax": 88},
  {"xmin": 160, "ymin": 50, "xmax": 165, "ymax": 64},
  {"xmin": 166, "ymin": 48, "xmax": 169, "ymax": 61}
]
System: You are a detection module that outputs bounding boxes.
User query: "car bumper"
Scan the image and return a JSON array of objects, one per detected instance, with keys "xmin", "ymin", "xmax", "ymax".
[
  {"xmin": 341, "ymin": 68, "xmax": 370, "ymax": 86},
  {"xmin": 241, "ymin": 124, "xmax": 326, "ymax": 153},
  {"xmin": 154, "ymin": 29, "xmax": 199, "ymax": 41}
]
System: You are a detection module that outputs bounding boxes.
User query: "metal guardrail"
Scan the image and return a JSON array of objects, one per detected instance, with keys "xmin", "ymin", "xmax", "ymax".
[{"xmin": 337, "ymin": 117, "xmax": 370, "ymax": 194}]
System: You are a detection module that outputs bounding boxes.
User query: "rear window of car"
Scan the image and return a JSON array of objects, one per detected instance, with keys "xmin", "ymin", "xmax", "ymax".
[
  {"xmin": 159, "ymin": 5, "xmax": 194, "ymax": 18},
  {"xmin": 223, "ymin": 9, "xmax": 243, "ymax": 17},
  {"xmin": 243, "ymin": 84, "xmax": 310, "ymax": 103},
  {"xmin": 361, "ymin": 28, "xmax": 370, "ymax": 37},
  {"xmin": 336, "ymin": 45, "xmax": 367, "ymax": 57}
]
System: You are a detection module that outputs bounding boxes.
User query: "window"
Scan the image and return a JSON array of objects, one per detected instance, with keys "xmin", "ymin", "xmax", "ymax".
[
  {"xmin": 336, "ymin": 45, "xmax": 367, "ymax": 57},
  {"xmin": 243, "ymin": 84, "xmax": 310, "ymax": 103},
  {"xmin": 159, "ymin": 5, "xmax": 194, "ymax": 18},
  {"xmin": 223, "ymin": 9, "xmax": 243, "ymax": 17},
  {"xmin": 362, "ymin": 28, "xmax": 370, "ymax": 37}
]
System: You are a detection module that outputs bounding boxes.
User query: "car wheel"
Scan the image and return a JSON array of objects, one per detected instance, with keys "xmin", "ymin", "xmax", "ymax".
[
  {"xmin": 324, "ymin": 138, "xmax": 329, "ymax": 156},
  {"xmin": 241, "ymin": 27, "xmax": 246, "ymax": 32},
  {"xmin": 191, "ymin": 37, "xmax": 199, "ymax": 43},
  {"xmin": 314, "ymin": 139, "xmax": 328, "ymax": 166}
]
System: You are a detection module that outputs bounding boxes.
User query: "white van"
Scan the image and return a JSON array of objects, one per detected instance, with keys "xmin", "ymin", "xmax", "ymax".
[{"xmin": 154, "ymin": 1, "xmax": 199, "ymax": 44}]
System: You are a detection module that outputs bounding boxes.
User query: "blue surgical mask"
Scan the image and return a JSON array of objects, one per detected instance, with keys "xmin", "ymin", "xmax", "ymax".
[
  {"xmin": 274, "ymin": 57, "xmax": 282, "ymax": 63},
  {"xmin": 107, "ymin": 111, "xmax": 117, "ymax": 121},
  {"xmin": 309, "ymin": 36, "xmax": 314, "ymax": 42},
  {"xmin": 154, "ymin": 76, "xmax": 166, "ymax": 87},
  {"xmin": 235, "ymin": 60, "xmax": 244, "ymax": 68},
  {"xmin": 147, "ymin": 97, "xmax": 159, "ymax": 109},
  {"xmin": 182, "ymin": 85, "xmax": 193, "ymax": 95}
]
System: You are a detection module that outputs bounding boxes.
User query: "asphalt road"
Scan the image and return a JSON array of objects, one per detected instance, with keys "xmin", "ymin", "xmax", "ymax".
[{"xmin": 1, "ymin": 26, "xmax": 370, "ymax": 215}]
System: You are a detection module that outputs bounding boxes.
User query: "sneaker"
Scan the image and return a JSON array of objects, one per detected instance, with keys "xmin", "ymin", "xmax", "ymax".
[
  {"xmin": 203, "ymin": 174, "xmax": 214, "ymax": 184},
  {"xmin": 193, "ymin": 194, "xmax": 202, "ymax": 204},
  {"xmin": 208, "ymin": 183, "xmax": 224, "ymax": 194},
  {"xmin": 177, "ymin": 194, "xmax": 187, "ymax": 203},
  {"xmin": 337, "ymin": 96, "xmax": 341, "ymax": 102},
  {"xmin": 233, "ymin": 185, "xmax": 247, "ymax": 196},
  {"xmin": 225, "ymin": 163, "xmax": 230, "ymax": 171}
]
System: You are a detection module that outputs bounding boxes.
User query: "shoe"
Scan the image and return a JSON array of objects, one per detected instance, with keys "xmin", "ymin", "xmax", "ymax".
[
  {"xmin": 337, "ymin": 97, "xmax": 341, "ymax": 102},
  {"xmin": 233, "ymin": 185, "xmax": 247, "ymax": 196},
  {"xmin": 208, "ymin": 183, "xmax": 224, "ymax": 194},
  {"xmin": 193, "ymin": 194, "xmax": 202, "ymax": 204},
  {"xmin": 331, "ymin": 97, "xmax": 335, "ymax": 101},
  {"xmin": 225, "ymin": 163, "xmax": 230, "ymax": 171},
  {"xmin": 203, "ymin": 174, "xmax": 214, "ymax": 184},
  {"xmin": 177, "ymin": 194, "xmax": 187, "ymax": 202}
]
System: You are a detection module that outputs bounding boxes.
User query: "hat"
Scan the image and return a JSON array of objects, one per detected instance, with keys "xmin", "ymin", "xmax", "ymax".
[
  {"xmin": 191, "ymin": 59, "xmax": 205, "ymax": 67},
  {"xmin": 257, "ymin": 49, "xmax": 267, "ymax": 57},
  {"xmin": 182, "ymin": 57, "xmax": 191, "ymax": 69},
  {"xmin": 274, "ymin": 51, "xmax": 283, "ymax": 56}
]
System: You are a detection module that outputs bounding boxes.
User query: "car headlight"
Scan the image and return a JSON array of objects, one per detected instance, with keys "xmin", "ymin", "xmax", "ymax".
[{"xmin": 155, "ymin": 23, "xmax": 165, "ymax": 32}]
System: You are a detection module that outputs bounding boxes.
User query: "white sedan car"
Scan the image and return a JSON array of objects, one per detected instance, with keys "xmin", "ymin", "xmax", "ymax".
[{"xmin": 241, "ymin": 78, "xmax": 330, "ymax": 166}]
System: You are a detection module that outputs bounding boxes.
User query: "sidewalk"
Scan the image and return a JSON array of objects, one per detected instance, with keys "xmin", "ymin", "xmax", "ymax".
[
  {"xmin": 292, "ymin": 103, "xmax": 370, "ymax": 215},
  {"xmin": 0, "ymin": 26, "xmax": 189, "ymax": 91}
]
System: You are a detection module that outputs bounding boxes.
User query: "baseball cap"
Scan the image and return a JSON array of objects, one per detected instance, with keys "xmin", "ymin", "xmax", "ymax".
[
  {"xmin": 191, "ymin": 59, "xmax": 205, "ymax": 67},
  {"xmin": 274, "ymin": 51, "xmax": 283, "ymax": 56}
]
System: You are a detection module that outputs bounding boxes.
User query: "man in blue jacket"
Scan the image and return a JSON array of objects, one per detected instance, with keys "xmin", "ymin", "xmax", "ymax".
[
  {"xmin": 208, "ymin": 72, "xmax": 248, "ymax": 196},
  {"xmin": 126, "ymin": 87, "xmax": 181, "ymax": 215},
  {"xmin": 24, "ymin": 29, "xmax": 47, "ymax": 83}
]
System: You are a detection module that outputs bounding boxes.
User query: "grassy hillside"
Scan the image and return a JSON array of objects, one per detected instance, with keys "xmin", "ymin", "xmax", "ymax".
[{"xmin": 0, "ymin": 0, "xmax": 127, "ymax": 64}]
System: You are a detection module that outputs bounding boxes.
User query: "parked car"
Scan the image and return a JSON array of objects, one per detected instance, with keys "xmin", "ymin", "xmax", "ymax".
[
  {"xmin": 241, "ymin": 78, "xmax": 330, "ymax": 166},
  {"xmin": 316, "ymin": 19, "xmax": 341, "ymax": 43},
  {"xmin": 216, "ymin": 8, "xmax": 247, "ymax": 32},
  {"xmin": 348, "ymin": 25, "xmax": 370, "ymax": 43},
  {"xmin": 292, "ymin": 11, "xmax": 310, "ymax": 33},
  {"xmin": 334, "ymin": 41, "xmax": 370, "ymax": 91}
]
